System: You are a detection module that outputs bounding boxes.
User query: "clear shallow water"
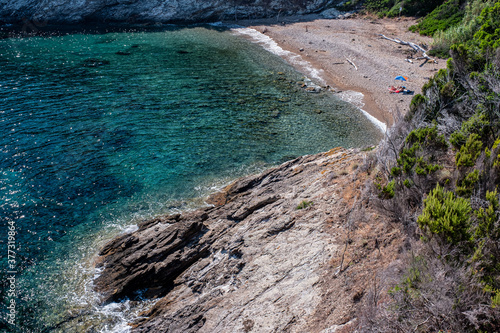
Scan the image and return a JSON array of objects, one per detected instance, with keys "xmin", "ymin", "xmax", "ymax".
[{"xmin": 0, "ymin": 25, "xmax": 382, "ymax": 332}]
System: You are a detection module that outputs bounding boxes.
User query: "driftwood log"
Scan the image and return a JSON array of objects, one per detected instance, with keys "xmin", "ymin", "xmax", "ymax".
[{"xmin": 379, "ymin": 34, "xmax": 437, "ymax": 64}]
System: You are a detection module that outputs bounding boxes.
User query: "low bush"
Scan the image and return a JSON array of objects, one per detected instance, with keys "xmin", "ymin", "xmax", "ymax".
[
  {"xmin": 432, "ymin": 0, "xmax": 497, "ymax": 56},
  {"xmin": 455, "ymin": 133, "xmax": 483, "ymax": 167},
  {"xmin": 394, "ymin": 125, "xmax": 447, "ymax": 177},
  {"xmin": 380, "ymin": 180, "xmax": 396, "ymax": 199},
  {"xmin": 409, "ymin": 0, "xmax": 466, "ymax": 36},
  {"xmin": 473, "ymin": 189, "xmax": 499, "ymax": 238},
  {"xmin": 409, "ymin": 94, "xmax": 427, "ymax": 111},
  {"xmin": 363, "ymin": 0, "xmax": 447, "ymax": 17},
  {"xmin": 296, "ymin": 200, "xmax": 313, "ymax": 210},
  {"xmin": 456, "ymin": 169, "xmax": 480, "ymax": 196},
  {"xmin": 473, "ymin": 1, "xmax": 500, "ymax": 52},
  {"xmin": 450, "ymin": 110, "xmax": 490, "ymax": 148},
  {"xmin": 417, "ymin": 184, "xmax": 472, "ymax": 245}
]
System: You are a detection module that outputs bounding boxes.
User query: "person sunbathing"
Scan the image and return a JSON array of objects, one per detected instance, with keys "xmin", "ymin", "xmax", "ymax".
[
  {"xmin": 389, "ymin": 86, "xmax": 414, "ymax": 94},
  {"xmin": 389, "ymin": 86, "xmax": 405, "ymax": 93}
]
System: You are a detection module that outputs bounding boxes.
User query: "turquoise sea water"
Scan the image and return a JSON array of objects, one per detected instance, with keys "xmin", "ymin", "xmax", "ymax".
[{"xmin": 0, "ymin": 25, "xmax": 382, "ymax": 332}]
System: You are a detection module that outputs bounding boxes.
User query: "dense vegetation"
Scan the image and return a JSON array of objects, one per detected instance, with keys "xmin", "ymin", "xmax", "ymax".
[
  {"xmin": 408, "ymin": 0, "xmax": 467, "ymax": 36},
  {"xmin": 338, "ymin": 0, "xmax": 448, "ymax": 17},
  {"xmin": 357, "ymin": 1, "xmax": 500, "ymax": 331},
  {"xmin": 339, "ymin": 0, "xmax": 498, "ymax": 57}
]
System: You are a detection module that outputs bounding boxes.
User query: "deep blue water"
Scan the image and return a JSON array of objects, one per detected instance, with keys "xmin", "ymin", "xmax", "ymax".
[{"xmin": 0, "ymin": 25, "xmax": 382, "ymax": 332}]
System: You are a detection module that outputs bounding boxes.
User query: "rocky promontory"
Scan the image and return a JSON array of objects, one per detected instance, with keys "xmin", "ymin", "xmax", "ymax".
[
  {"xmin": 0, "ymin": 0, "xmax": 339, "ymax": 25},
  {"xmin": 94, "ymin": 147, "xmax": 403, "ymax": 332}
]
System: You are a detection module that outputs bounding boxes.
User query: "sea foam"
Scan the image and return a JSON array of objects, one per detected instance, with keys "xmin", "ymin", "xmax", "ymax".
[
  {"xmin": 231, "ymin": 26, "xmax": 327, "ymax": 86},
  {"xmin": 336, "ymin": 91, "xmax": 387, "ymax": 132}
]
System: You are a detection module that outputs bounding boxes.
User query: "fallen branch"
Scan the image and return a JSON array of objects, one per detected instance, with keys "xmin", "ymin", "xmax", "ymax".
[
  {"xmin": 345, "ymin": 56, "xmax": 358, "ymax": 70},
  {"xmin": 379, "ymin": 34, "xmax": 437, "ymax": 64}
]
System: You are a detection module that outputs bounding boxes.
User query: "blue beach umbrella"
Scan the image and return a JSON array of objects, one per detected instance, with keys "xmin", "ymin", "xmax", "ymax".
[{"xmin": 395, "ymin": 75, "xmax": 408, "ymax": 81}]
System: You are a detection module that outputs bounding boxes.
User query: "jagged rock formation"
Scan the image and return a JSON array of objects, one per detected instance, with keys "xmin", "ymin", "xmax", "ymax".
[
  {"xmin": 94, "ymin": 147, "xmax": 403, "ymax": 332},
  {"xmin": 0, "ymin": 0, "xmax": 339, "ymax": 25}
]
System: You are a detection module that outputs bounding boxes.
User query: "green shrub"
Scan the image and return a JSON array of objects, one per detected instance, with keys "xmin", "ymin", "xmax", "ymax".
[
  {"xmin": 402, "ymin": 0, "xmax": 449, "ymax": 16},
  {"xmin": 471, "ymin": 190, "xmax": 500, "ymax": 305},
  {"xmin": 450, "ymin": 42, "xmax": 487, "ymax": 71},
  {"xmin": 391, "ymin": 166, "xmax": 402, "ymax": 177},
  {"xmin": 406, "ymin": 94, "xmax": 427, "ymax": 121},
  {"xmin": 474, "ymin": 190, "xmax": 499, "ymax": 238},
  {"xmin": 378, "ymin": 180, "xmax": 396, "ymax": 199},
  {"xmin": 404, "ymin": 179, "xmax": 413, "ymax": 188},
  {"xmin": 448, "ymin": 1, "xmax": 500, "ymax": 71},
  {"xmin": 363, "ymin": 0, "xmax": 396, "ymax": 12},
  {"xmin": 369, "ymin": 1, "xmax": 500, "ymax": 328},
  {"xmin": 420, "ymin": 68, "xmax": 466, "ymax": 120},
  {"xmin": 432, "ymin": 0, "xmax": 497, "ymax": 58},
  {"xmin": 456, "ymin": 133, "xmax": 483, "ymax": 167},
  {"xmin": 491, "ymin": 289, "xmax": 500, "ymax": 308},
  {"xmin": 422, "ymin": 68, "xmax": 449, "ymax": 95},
  {"xmin": 410, "ymin": 94, "xmax": 427, "ymax": 111},
  {"xmin": 363, "ymin": 0, "xmax": 447, "ymax": 17},
  {"xmin": 381, "ymin": 179, "xmax": 396, "ymax": 199},
  {"xmin": 493, "ymin": 155, "xmax": 500, "ymax": 168},
  {"xmin": 450, "ymin": 131, "xmax": 467, "ymax": 149},
  {"xmin": 489, "ymin": 139, "xmax": 500, "ymax": 168},
  {"xmin": 395, "ymin": 125, "xmax": 447, "ymax": 177},
  {"xmin": 440, "ymin": 80, "xmax": 458, "ymax": 99},
  {"xmin": 417, "ymin": 184, "xmax": 472, "ymax": 245},
  {"xmin": 456, "ymin": 169, "xmax": 481, "ymax": 197},
  {"xmin": 492, "ymin": 138, "xmax": 500, "ymax": 150},
  {"xmin": 473, "ymin": 2, "xmax": 500, "ymax": 52},
  {"xmin": 296, "ymin": 200, "xmax": 313, "ymax": 210},
  {"xmin": 397, "ymin": 143, "xmax": 420, "ymax": 174},
  {"xmin": 451, "ymin": 122, "xmax": 479, "ymax": 150},
  {"xmin": 405, "ymin": 124, "xmax": 447, "ymax": 148},
  {"xmin": 417, "ymin": 158, "xmax": 442, "ymax": 175},
  {"xmin": 450, "ymin": 110, "xmax": 490, "ymax": 149},
  {"xmin": 410, "ymin": 0, "xmax": 466, "ymax": 36}
]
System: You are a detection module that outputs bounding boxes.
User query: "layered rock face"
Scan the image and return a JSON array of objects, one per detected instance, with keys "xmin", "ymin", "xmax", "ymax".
[
  {"xmin": 93, "ymin": 147, "xmax": 403, "ymax": 332},
  {"xmin": 0, "ymin": 0, "xmax": 338, "ymax": 24}
]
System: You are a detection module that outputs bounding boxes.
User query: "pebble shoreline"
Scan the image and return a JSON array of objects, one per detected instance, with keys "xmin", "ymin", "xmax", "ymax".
[{"xmin": 236, "ymin": 14, "xmax": 446, "ymax": 126}]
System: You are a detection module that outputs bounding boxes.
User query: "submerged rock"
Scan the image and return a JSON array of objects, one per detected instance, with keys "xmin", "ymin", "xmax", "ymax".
[{"xmin": 301, "ymin": 78, "xmax": 325, "ymax": 93}]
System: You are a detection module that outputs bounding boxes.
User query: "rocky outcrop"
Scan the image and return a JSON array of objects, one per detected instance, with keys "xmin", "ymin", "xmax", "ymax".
[
  {"xmin": 94, "ymin": 147, "xmax": 404, "ymax": 332},
  {"xmin": 0, "ymin": 0, "xmax": 340, "ymax": 25}
]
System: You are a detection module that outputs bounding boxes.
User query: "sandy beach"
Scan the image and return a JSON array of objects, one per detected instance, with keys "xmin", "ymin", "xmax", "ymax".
[{"xmin": 234, "ymin": 14, "xmax": 446, "ymax": 127}]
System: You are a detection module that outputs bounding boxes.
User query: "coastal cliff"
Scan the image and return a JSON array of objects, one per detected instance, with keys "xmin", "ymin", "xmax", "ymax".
[
  {"xmin": 94, "ymin": 147, "xmax": 402, "ymax": 332},
  {"xmin": 0, "ymin": 0, "xmax": 338, "ymax": 24}
]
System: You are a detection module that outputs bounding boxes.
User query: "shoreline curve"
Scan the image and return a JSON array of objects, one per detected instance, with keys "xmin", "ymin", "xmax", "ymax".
[{"xmin": 232, "ymin": 14, "xmax": 446, "ymax": 127}]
